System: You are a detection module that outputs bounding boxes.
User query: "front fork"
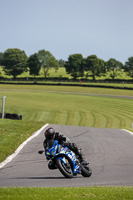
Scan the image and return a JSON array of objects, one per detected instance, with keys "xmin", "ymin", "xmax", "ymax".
[{"xmin": 59, "ymin": 156, "xmax": 81, "ymax": 174}]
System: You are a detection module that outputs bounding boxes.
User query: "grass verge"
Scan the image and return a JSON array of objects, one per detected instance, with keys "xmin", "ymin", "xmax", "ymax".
[
  {"xmin": 1, "ymin": 81, "xmax": 133, "ymax": 89},
  {"xmin": 0, "ymin": 187, "xmax": 133, "ymax": 200},
  {"xmin": 1, "ymin": 83, "xmax": 133, "ymax": 96},
  {"xmin": 0, "ymin": 120, "xmax": 45, "ymax": 162}
]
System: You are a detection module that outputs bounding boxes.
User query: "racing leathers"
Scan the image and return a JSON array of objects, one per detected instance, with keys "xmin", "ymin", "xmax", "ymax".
[{"xmin": 43, "ymin": 132, "xmax": 84, "ymax": 169}]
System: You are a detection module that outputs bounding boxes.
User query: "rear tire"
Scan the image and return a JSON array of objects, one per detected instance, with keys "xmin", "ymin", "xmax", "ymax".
[
  {"xmin": 56, "ymin": 158, "xmax": 73, "ymax": 178},
  {"xmin": 81, "ymin": 165, "xmax": 92, "ymax": 177}
]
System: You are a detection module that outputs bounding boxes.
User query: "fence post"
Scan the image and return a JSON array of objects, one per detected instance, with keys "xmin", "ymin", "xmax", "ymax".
[{"xmin": 2, "ymin": 96, "xmax": 6, "ymax": 119}]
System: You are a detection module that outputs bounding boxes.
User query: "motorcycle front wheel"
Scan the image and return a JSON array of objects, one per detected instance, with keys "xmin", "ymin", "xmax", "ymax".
[
  {"xmin": 81, "ymin": 165, "xmax": 92, "ymax": 177},
  {"xmin": 56, "ymin": 157, "xmax": 73, "ymax": 178}
]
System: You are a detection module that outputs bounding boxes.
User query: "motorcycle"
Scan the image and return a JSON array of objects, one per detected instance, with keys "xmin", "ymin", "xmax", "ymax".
[{"xmin": 38, "ymin": 139, "xmax": 92, "ymax": 178}]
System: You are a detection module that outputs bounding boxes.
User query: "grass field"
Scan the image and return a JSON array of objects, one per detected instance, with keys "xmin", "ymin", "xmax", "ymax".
[
  {"xmin": 0, "ymin": 84, "xmax": 133, "ymax": 128},
  {"xmin": 0, "ymin": 84, "xmax": 133, "ymax": 162},
  {"xmin": 0, "ymin": 66, "xmax": 132, "ymax": 80},
  {"xmin": 0, "ymin": 187, "xmax": 133, "ymax": 200},
  {"xmin": 0, "ymin": 84, "xmax": 133, "ymax": 198},
  {"xmin": 0, "ymin": 120, "xmax": 45, "ymax": 162},
  {"xmin": 0, "ymin": 67, "xmax": 70, "ymax": 78}
]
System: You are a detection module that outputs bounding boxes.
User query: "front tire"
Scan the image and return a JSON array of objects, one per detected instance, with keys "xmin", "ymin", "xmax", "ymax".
[
  {"xmin": 81, "ymin": 165, "xmax": 92, "ymax": 177},
  {"xmin": 56, "ymin": 157, "xmax": 73, "ymax": 178}
]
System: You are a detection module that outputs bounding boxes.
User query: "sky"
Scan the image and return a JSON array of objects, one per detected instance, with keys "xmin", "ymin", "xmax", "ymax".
[{"xmin": 1, "ymin": 0, "xmax": 133, "ymax": 64}]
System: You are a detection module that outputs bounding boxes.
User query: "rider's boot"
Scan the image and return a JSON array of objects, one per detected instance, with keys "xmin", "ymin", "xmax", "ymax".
[{"xmin": 78, "ymin": 149, "xmax": 89, "ymax": 165}]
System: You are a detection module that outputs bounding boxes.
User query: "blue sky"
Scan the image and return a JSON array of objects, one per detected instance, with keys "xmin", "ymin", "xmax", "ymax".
[{"xmin": 1, "ymin": 0, "xmax": 133, "ymax": 64}]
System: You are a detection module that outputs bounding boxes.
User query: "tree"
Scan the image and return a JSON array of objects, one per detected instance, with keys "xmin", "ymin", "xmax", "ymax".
[
  {"xmin": 0, "ymin": 52, "xmax": 4, "ymax": 65},
  {"xmin": 124, "ymin": 57, "xmax": 133, "ymax": 79},
  {"xmin": 58, "ymin": 59, "xmax": 66, "ymax": 68},
  {"xmin": 28, "ymin": 53, "xmax": 41, "ymax": 79},
  {"xmin": 2, "ymin": 48, "xmax": 28, "ymax": 79},
  {"xmin": 37, "ymin": 50, "xmax": 59, "ymax": 78},
  {"xmin": 65, "ymin": 54, "xmax": 83, "ymax": 79},
  {"xmin": 85, "ymin": 55, "xmax": 105, "ymax": 80},
  {"xmin": 106, "ymin": 58, "xmax": 123, "ymax": 80}
]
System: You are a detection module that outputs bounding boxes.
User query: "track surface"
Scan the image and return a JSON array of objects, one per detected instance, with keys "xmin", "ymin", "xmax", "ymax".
[{"xmin": 0, "ymin": 124, "xmax": 133, "ymax": 187}]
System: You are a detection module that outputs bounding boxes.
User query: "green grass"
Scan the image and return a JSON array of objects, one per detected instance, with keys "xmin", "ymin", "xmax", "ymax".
[
  {"xmin": 0, "ymin": 85, "xmax": 133, "ymax": 128},
  {"xmin": 0, "ymin": 84, "xmax": 133, "ymax": 197},
  {"xmin": 0, "ymin": 66, "xmax": 70, "ymax": 78},
  {"xmin": 0, "ymin": 84, "xmax": 133, "ymax": 96},
  {"xmin": 1, "ymin": 81, "xmax": 133, "ymax": 89},
  {"xmin": 0, "ymin": 84, "xmax": 133, "ymax": 162},
  {"xmin": 0, "ymin": 187, "xmax": 133, "ymax": 200},
  {"xmin": 0, "ymin": 120, "xmax": 45, "ymax": 162}
]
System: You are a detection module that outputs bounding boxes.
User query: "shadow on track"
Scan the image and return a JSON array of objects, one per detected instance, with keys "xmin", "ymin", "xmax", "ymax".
[{"xmin": 13, "ymin": 176, "xmax": 82, "ymax": 180}]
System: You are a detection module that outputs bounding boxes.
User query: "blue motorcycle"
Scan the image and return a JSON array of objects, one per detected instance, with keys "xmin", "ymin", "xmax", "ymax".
[{"xmin": 39, "ymin": 140, "xmax": 92, "ymax": 178}]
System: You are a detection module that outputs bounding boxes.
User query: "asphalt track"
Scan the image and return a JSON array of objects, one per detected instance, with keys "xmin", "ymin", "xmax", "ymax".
[{"xmin": 0, "ymin": 124, "xmax": 133, "ymax": 187}]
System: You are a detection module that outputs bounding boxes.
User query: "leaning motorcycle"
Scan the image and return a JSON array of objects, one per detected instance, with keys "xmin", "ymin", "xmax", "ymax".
[{"xmin": 38, "ymin": 139, "xmax": 92, "ymax": 178}]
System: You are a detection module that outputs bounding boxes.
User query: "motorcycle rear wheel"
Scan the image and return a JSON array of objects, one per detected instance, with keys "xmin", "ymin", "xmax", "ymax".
[
  {"xmin": 56, "ymin": 158, "xmax": 73, "ymax": 178},
  {"xmin": 81, "ymin": 165, "xmax": 92, "ymax": 177}
]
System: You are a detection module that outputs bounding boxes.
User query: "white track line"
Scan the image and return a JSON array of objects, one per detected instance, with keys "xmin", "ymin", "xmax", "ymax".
[
  {"xmin": 0, "ymin": 123, "xmax": 49, "ymax": 169},
  {"xmin": 122, "ymin": 129, "xmax": 133, "ymax": 135}
]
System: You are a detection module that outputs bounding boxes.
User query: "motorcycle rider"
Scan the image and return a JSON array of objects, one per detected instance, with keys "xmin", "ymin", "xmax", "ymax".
[{"xmin": 43, "ymin": 127, "xmax": 86, "ymax": 170}]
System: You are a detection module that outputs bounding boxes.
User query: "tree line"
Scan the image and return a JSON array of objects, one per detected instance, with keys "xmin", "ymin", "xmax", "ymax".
[
  {"xmin": 0, "ymin": 48, "xmax": 133, "ymax": 80},
  {"xmin": 0, "ymin": 49, "xmax": 59, "ymax": 79}
]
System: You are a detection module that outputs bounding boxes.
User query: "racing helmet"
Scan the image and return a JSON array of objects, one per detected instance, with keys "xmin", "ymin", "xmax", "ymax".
[{"xmin": 44, "ymin": 127, "xmax": 55, "ymax": 140}]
